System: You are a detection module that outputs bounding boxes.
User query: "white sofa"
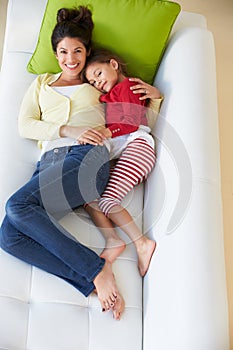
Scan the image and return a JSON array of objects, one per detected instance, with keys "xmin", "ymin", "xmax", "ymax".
[{"xmin": 0, "ymin": 1, "xmax": 230, "ymax": 349}]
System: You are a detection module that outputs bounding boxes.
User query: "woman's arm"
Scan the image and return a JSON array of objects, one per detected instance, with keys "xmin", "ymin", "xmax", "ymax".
[
  {"xmin": 18, "ymin": 75, "xmax": 106, "ymax": 146},
  {"xmin": 18, "ymin": 76, "xmax": 63, "ymax": 141},
  {"xmin": 128, "ymin": 77, "xmax": 164, "ymax": 129},
  {"xmin": 128, "ymin": 77, "xmax": 162, "ymax": 101}
]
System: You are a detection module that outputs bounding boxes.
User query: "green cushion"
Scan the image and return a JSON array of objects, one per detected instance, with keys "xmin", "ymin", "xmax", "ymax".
[{"xmin": 27, "ymin": 0, "xmax": 181, "ymax": 84}]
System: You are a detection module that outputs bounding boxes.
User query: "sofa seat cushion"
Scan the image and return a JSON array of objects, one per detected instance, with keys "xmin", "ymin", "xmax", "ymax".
[{"xmin": 0, "ymin": 184, "xmax": 144, "ymax": 350}]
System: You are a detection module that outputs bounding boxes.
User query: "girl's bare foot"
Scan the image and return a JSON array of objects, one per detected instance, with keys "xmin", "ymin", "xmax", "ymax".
[
  {"xmin": 100, "ymin": 237, "xmax": 126, "ymax": 263},
  {"xmin": 93, "ymin": 261, "xmax": 124, "ymax": 314},
  {"xmin": 137, "ymin": 238, "xmax": 156, "ymax": 277}
]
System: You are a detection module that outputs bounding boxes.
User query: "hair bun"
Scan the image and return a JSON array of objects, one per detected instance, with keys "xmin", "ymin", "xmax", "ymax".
[
  {"xmin": 57, "ymin": 8, "xmax": 69, "ymax": 23},
  {"xmin": 56, "ymin": 6, "xmax": 94, "ymax": 32},
  {"xmin": 52, "ymin": 6, "xmax": 94, "ymax": 53}
]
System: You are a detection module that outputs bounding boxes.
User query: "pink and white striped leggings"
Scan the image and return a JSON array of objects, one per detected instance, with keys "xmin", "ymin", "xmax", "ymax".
[{"xmin": 99, "ymin": 138, "xmax": 156, "ymax": 216}]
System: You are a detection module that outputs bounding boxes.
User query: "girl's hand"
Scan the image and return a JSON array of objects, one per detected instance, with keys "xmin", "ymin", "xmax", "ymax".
[
  {"xmin": 129, "ymin": 77, "xmax": 161, "ymax": 101},
  {"xmin": 77, "ymin": 128, "xmax": 106, "ymax": 146}
]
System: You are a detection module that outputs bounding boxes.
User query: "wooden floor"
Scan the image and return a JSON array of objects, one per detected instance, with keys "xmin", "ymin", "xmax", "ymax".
[{"xmin": 0, "ymin": 0, "xmax": 233, "ymax": 348}]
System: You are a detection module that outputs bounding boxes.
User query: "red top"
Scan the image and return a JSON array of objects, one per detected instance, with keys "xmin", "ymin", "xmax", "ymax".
[{"xmin": 100, "ymin": 78, "xmax": 148, "ymax": 138}]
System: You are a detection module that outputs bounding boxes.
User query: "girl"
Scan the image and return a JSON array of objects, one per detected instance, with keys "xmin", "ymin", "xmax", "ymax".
[{"xmin": 82, "ymin": 48, "xmax": 163, "ymax": 277}]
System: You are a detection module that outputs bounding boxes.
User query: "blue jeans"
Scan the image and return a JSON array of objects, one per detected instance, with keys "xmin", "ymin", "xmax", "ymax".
[{"xmin": 0, "ymin": 144, "xmax": 110, "ymax": 297}]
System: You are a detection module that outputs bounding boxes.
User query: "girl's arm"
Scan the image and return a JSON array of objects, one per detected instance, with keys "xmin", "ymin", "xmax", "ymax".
[{"xmin": 100, "ymin": 79, "xmax": 149, "ymax": 138}]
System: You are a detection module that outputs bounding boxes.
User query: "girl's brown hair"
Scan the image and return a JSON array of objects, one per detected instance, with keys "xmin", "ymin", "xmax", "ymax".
[{"xmin": 82, "ymin": 47, "xmax": 128, "ymax": 82}]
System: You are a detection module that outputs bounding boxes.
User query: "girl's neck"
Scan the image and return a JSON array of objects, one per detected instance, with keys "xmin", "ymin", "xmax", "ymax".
[{"xmin": 118, "ymin": 73, "xmax": 126, "ymax": 84}]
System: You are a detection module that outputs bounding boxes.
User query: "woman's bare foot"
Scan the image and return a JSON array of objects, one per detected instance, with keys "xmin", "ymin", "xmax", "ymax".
[
  {"xmin": 137, "ymin": 238, "xmax": 156, "ymax": 277},
  {"xmin": 112, "ymin": 292, "xmax": 125, "ymax": 320},
  {"xmin": 100, "ymin": 237, "xmax": 126, "ymax": 263},
  {"xmin": 93, "ymin": 260, "xmax": 124, "ymax": 315}
]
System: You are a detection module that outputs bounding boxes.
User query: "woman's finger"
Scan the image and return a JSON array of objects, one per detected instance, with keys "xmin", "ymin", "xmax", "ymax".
[
  {"xmin": 86, "ymin": 130, "xmax": 105, "ymax": 143},
  {"xmin": 129, "ymin": 79, "xmax": 161, "ymax": 100},
  {"xmin": 129, "ymin": 77, "xmax": 143, "ymax": 84},
  {"xmin": 130, "ymin": 84, "xmax": 147, "ymax": 92},
  {"xmin": 78, "ymin": 130, "xmax": 104, "ymax": 145},
  {"xmin": 88, "ymin": 128, "xmax": 105, "ymax": 138},
  {"xmin": 130, "ymin": 84, "xmax": 150, "ymax": 94},
  {"xmin": 131, "ymin": 85, "xmax": 151, "ymax": 98}
]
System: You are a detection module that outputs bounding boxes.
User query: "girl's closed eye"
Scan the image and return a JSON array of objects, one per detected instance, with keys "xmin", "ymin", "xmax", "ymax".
[
  {"xmin": 89, "ymin": 79, "xmax": 95, "ymax": 86},
  {"xmin": 88, "ymin": 71, "xmax": 103, "ymax": 87},
  {"xmin": 95, "ymin": 70, "xmax": 102, "ymax": 79}
]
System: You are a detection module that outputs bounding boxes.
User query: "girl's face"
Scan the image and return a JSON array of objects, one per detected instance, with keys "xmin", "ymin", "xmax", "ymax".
[
  {"xmin": 85, "ymin": 59, "xmax": 119, "ymax": 93},
  {"xmin": 56, "ymin": 37, "xmax": 87, "ymax": 80}
]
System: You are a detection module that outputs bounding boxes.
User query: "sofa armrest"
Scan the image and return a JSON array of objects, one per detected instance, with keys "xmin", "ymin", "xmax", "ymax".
[
  {"xmin": 171, "ymin": 11, "xmax": 207, "ymax": 35},
  {"xmin": 143, "ymin": 27, "xmax": 229, "ymax": 350}
]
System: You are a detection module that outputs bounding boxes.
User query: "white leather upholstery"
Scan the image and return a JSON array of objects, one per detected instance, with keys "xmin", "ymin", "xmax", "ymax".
[
  {"xmin": 0, "ymin": 1, "xmax": 230, "ymax": 349},
  {"xmin": 144, "ymin": 26, "xmax": 230, "ymax": 350}
]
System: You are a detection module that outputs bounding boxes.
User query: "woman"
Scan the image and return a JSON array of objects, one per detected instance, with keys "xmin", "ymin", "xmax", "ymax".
[
  {"xmin": 0, "ymin": 6, "xmax": 156, "ymax": 320},
  {"xmin": 0, "ymin": 6, "xmax": 124, "ymax": 320}
]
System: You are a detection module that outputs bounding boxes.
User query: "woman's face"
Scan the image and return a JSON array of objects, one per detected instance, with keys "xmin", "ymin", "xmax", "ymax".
[{"xmin": 56, "ymin": 37, "xmax": 87, "ymax": 79}]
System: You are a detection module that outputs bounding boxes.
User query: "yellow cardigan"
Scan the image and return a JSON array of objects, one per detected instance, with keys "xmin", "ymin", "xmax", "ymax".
[{"xmin": 18, "ymin": 73, "xmax": 105, "ymax": 148}]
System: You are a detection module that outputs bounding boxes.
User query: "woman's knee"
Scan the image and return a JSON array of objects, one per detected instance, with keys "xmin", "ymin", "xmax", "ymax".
[
  {"xmin": 0, "ymin": 216, "xmax": 21, "ymax": 253},
  {"xmin": 4, "ymin": 192, "xmax": 25, "ymax": 221},
  {"xmin": 5, "ymin": 191, "xmax": 31, "ymax": 223},
  {"xmin": 5, "ymin": 183, "xmax": 40, "ymax": 220}
]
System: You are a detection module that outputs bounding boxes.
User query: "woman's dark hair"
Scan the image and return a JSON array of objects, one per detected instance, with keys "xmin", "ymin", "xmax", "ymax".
[
  {"xmin": 82, "ymin": 47, "xmax": 128, "ymax": 81},
  {"xmin": 51, "ymin": 6, "xmax": 94, "ymax": 52}
]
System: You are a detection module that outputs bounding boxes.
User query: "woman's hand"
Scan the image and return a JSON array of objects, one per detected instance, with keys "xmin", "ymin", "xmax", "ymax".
[
  {"xmin": 129, "ymin": 77, "xmax": 161, "ymax": 101},
  {"xmin": 79, "ymin": 127, "xmax": 112, "ymax": 145},
  {"xmin": 60, "ymin": 125, "xmax": 105, "ymax": 145},
  {"xmin": 77, "ymin": 128, "xmax": 106, "ymax": 145},
  {"xmin": 97, "ymin": 127, "xmax": 112, "ymax": 139}
]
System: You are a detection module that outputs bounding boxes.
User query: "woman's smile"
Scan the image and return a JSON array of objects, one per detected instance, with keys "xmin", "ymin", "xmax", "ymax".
[{"xmin": 66, "ymin": 63, "xmax": 79, "ymax": 69}]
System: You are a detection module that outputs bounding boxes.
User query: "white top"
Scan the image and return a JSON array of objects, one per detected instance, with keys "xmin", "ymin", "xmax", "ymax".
[{"xmin": 52, "ymin": 85, "xmax": 82, "ymax": 98}]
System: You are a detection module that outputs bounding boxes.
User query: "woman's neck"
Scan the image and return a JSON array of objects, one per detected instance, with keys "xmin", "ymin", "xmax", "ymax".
[{"xmin": 51, "ymin": 74, "xmax": 83, "ymax": 87}]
